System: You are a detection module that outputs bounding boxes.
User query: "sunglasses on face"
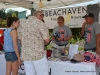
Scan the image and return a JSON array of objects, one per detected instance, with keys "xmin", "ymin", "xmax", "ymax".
[
  {"xmin": 57, "ymin": 22, "xmax": 63, "ymax": 23},
  {"xmin": 40, "ymin": 14, "xmax": 44, "ymax": 17}
]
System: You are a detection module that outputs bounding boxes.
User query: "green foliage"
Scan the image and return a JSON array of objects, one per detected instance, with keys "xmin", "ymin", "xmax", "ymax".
[
  {"xmin": 0, "ymin": 9, "xmax": 6, "ymax": 20},
  {"xmin": 71, "ymin": 28, "xmax": 84, "ymax": 41},
  {"xmin": 0, "ymin": 9, "xmax": 18, "ymax": 19},
  {"xmin": 0, "ymin": 20, "xmax": 7, "ymax": 27},
  {"xmin": 6, "ymin": 10, "xmax": 18, "ymax": 18},
  {"xmin": 49, "ymin": 29, "xmax": 53, "ymax": 37},
  {"xmin": 0, "ymin": 9, "xmax": 18, "ymax": 28}
]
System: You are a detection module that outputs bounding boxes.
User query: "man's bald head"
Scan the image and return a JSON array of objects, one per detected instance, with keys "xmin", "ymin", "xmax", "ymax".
[
  {"xmin": 34, "ymin": 11, "xmax": 43, "ymax": 16},
  {"xmin": 33, "ymin": 11, "xmax": 44, "ymax": 21}
]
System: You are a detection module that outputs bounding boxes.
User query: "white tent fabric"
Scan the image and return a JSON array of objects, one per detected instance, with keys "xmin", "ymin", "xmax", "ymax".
[
  {"xmin": 0, "ymin": 0, "xmax": 32, "ymax": 9},
  {"xmin": 30, "ymin": 0, "xmax": 93, "ymax": 9},
  {"xmin": 0, "ymin": 3, "xmax": 18, "ymax": 9},
  {"xmin": 0, "ymin": 0, "xmax": 94, "ymax": 9}
]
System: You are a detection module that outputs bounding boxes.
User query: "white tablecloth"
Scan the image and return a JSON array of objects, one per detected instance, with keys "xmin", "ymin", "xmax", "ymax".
[
  {"xmin": 48, "ymin": 60, "xmax": 99, "ymax": 75},
  {"xmin": 0, "ymin": 54, "xmax": 6, "ymax": 75},
  {"xmin": 0, "ymin": 54, "xmax": 26, "ymax": 75},
  {"xmin": 0, "ymin": 54, "xmax": 99, "ymax": 75}
]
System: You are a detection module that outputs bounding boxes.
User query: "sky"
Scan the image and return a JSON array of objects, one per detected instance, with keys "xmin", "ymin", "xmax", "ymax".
[{"xmin": 5, "ymin": 0, "xmax": 100, "ymax": 15}]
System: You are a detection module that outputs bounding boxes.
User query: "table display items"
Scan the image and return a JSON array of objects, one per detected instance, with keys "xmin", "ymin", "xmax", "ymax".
[
  {"xmin": 70, "ymin": 51, "xmax": 100, "ymax": 66},
  {"xmin": 70, "ymin": 54, "xmax": 84, "ymax": 63},
  {"xmin": 52, "ymin": 44, "xmax": 70, "ymax": 61},
  {"xmin": 46, "ymin": 50, "xmax": 52, "ymax": 58},
  {"xmin": 60, "ymin": 44, "xmax": 69, "ymax": 61},
  {"xmin": 61, "ymin": 44, "xmax": 69, "ymax": 56},
  {"xmin": 60, "ymin": 56, "xmax": 69, "ymax": 61},
  {"xmin": 52, "ymin": 48, "xmax": 62, "ymax": 58}
]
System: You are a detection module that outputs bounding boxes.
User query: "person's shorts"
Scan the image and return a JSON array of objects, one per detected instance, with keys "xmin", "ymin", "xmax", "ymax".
[{"xmin": 5, "ymin": 52, "xmax": 18, "ymax": 62}]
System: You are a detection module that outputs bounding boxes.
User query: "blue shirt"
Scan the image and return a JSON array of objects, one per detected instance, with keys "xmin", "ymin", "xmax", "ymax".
[{"xmin": 4, "ymin": 28, "xmax": 15, "ymax": 52}]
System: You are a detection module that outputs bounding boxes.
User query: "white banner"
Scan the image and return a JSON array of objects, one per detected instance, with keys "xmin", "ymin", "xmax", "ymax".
[
  {"xmin": 18, "ymin": 62, "xmax": 26, "ymax": 75},
  {"xmin": 43, "ymin": 6, "xmax": 87, "ymax": 29}
]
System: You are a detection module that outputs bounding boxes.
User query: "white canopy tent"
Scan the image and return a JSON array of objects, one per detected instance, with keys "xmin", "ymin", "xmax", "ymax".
[
  {"xmin": 0, "ymin": 0, "xmax": 97, "ymax": 9},
  {"xmin": 0, "ymin": 0, "xmax": 99, "ymax": 18}
]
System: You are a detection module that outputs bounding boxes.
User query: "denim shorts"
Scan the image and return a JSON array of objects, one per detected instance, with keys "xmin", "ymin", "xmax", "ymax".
[{"xmin": 5, "ymin": 52, "xmax": 18, "ymax": 62}]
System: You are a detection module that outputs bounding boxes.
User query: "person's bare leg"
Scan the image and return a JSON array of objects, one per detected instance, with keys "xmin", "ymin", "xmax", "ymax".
[
  {"xmin": 6, "ymin": 61, "xmax": 12, "ymax": 75},
  {"xmin": 12, "ymin": 60, "xmax": 19, "ymax": 75}
]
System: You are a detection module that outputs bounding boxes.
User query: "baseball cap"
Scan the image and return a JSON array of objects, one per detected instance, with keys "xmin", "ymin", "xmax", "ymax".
[{"xmin": 82, "ymin": 13, "xmax": 94, "ymax": 18}]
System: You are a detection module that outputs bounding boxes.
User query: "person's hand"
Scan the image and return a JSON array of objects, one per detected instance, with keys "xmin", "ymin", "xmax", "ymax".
[
  {"xmin": 82, "ymin": 22, "xmax": 87, "ymax": 28},
  {"xmin": 57, "ymin": 38, "xmax": 64, "ymax": 41},
  {"xmin": 52, "ymin": 37, "xmax": 55, "ymax": 41},
  {"xmin": 96, "ymin": 48, "xmax": 100, "ymax": 55},
  {"xmin": 18, "ymin": 58, "xmax": 22, "ymax": 65},
  {"xmin": 0, "ymin": 42, "xmax": 3, "ymax": 46}
]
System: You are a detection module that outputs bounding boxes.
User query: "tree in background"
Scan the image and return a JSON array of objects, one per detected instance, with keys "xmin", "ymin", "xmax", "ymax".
[
  {"xmin": 0, "ymin": 9, "xmax": 6, "ymax": 20},
  {"xmin": 0, "ymin": 9, "xmax": 6, "ymax": 27},
  {"xmin": 0, "ymin": 9, "xmax": 18, "ymax": 28},
  {"xmin": 6, "ymin": 10, "xmax": 18, "ymax": 18}
]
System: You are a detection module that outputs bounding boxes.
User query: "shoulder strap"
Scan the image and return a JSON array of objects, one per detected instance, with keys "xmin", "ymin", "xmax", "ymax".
[{"xmin": 10, "ymin": 28, "xmax": 16, "ymax": 33}]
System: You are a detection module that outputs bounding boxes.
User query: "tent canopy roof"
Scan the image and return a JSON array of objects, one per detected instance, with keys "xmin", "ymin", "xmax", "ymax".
[{"xmin": 0, "ymin": 0, "xmax": 96, "ymax": 9}]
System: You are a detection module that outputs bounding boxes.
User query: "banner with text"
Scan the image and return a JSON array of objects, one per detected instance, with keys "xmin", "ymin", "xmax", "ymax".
[
  {"xmin": 18, "ymin": 62, "xmax": 26, "ymax": 75},
  {"xmin": 43, "ymin": 6, "xmax": 87, "ymax": 29}
]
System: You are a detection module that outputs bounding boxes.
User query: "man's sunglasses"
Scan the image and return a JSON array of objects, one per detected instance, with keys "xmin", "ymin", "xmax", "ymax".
[
  {"xmin": 57, "ymin": 22, "xmax": 63, "ymax": 23},
  {"xmin": 40, "ymin": 14, "xmax": 44, "ymax": 17}
]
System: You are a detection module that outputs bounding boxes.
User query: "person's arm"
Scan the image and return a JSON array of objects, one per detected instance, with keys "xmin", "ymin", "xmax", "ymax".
[
  {"xmin": 96, "ymin": 33, "xmax": 100, "ymax": 54},
  {"xmin": 39, "ymin": 22, "xmax": 50, "ymax": 44},
  {"xmin": 64, "ymin": 36, "xmax": 72, "ymax": 41},
  {"xmin": 94, "ymin": 23, "xmax": 100, "ymax": 55},
  {"xmin": 11, "ymin": 30, "xmax": 21, "ymax": 65},
  {"xmin": 81, "ymin": 22, "xmax": 87, "ymax": 36},
  {"xmin": 52, "ymin": 36, "xmax": 55, "ymax": 41}
]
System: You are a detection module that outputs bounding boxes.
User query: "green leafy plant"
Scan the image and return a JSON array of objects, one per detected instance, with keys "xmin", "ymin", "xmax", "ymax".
[
  {"xmin": 0, "ymin": 9, "xmax": 18, "ymax": 28},
  {"xmin": 71, "ymin": 28, "xmax": 84, "ymax": 41},
  {"xmin": 0, "ymin": 9, "xmax": 6, "ymax": 20}
]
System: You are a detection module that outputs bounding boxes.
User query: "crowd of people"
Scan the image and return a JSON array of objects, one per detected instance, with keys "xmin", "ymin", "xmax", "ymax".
[{"xmin": 1, "ymin": 10, "xmax": 100, "ymax": 75}]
